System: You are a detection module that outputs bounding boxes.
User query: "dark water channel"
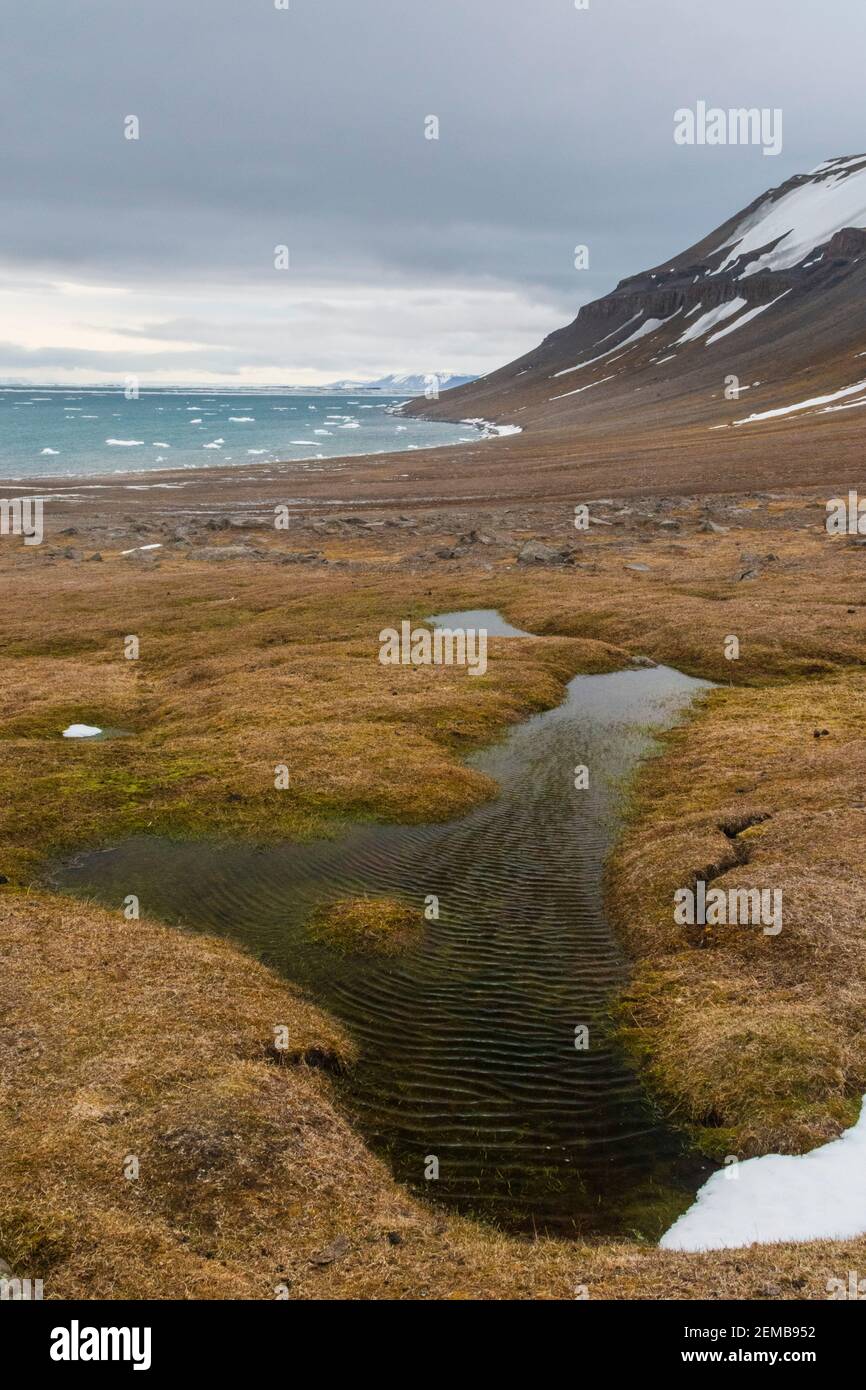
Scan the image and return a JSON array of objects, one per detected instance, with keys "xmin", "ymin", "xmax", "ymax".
[{"xmin": 50, "ymin": 612, "xmax": 712, "ymax": 1237}]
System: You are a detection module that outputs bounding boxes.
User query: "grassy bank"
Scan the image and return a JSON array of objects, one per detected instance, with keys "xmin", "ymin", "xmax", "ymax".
[
  {"xmin": 607, "ymin": 670, "xmax": 866, "ymax": 1159},
  {"xmin": 3, "ymin": 889, "xmax": 865, "ymax": 1300},
  {"xmin": 2, "ymin": 497, "xmax": 865, "ymax": 1297}
]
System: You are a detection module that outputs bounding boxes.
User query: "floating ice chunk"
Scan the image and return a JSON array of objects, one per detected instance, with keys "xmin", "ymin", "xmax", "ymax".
[{"xmin": 105, "ymin": 438, "xmax": 144, "ymax": 446}]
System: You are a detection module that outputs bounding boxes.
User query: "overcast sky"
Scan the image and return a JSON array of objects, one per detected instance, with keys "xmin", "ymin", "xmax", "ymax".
[{"xmin": 2, "ymin": 0, "xmax": 865, "ymax": 386}]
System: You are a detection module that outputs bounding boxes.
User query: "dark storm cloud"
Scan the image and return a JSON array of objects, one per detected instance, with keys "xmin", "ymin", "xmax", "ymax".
[{"xmin": 3, "ymin": 0, "xmax": 866, "ymax": 376}]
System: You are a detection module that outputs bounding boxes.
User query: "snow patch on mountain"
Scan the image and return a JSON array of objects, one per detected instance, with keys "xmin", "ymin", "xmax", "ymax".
[
  {"xmin": 327, "ymin": 372, "xmax": 477, "ymax": 393},
  {"xmin": 705, "ymin": 290, "xmax": 791, "ymax": 344},
  {"xmin": 734, "ymin": 376, "xmax": 866, "ymax": 424},
  {"xmin": 714, "ymin": 154, "xmax": 866, "ymax": 279},
  {"xmin": 676, "ymin": 298, "xmax": 747, "ymax": 345}
]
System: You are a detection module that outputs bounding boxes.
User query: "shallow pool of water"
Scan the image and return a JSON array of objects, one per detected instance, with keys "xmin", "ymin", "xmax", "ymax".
[{"xmin": 50, "ymin": 628, "xmax": 712, "ymax": 1236}]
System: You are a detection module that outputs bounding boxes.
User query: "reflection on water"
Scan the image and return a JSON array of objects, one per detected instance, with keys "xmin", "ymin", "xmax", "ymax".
[{"xmin": 50, "ymin": 639, "xmax": 712, "ymax": 1236}]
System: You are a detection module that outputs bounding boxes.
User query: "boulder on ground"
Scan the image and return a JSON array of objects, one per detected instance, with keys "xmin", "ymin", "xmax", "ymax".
[{"xmin": 517, "ymin": 540, "xmax": 574, "ymax": 566}]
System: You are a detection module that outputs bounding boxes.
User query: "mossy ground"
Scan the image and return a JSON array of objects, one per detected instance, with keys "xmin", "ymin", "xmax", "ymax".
[
  {"xmin": 307, "ymin": 896, "xmax": 423, "ymax": 954},
  {"xmin": 2, "ymin": 493, "xmax": 865, "ymax": 1297}
]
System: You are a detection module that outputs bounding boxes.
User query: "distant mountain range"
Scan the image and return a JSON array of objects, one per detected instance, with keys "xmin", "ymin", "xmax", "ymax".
[
  {"xmin": 403, "ymin": 155, "xmax": 866, "ymax": 451},
  {"xmin": 325, "ymin": 372, "xmax": 477, "ymax": 393}
]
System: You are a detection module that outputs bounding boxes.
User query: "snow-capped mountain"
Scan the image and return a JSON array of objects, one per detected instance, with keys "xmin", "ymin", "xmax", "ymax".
[
  {"xmin": 326, "ymin": 372, "xmax": 476, "ymax": 393},
  {"xmin": 403, "ymin": 156, "xmax": 866, "ymax": 442}
]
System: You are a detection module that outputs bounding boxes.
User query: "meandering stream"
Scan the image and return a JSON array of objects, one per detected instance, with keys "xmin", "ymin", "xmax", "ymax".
[{"xmin": 50, "ymin": 612, "xmax": 712, "ymax": 1237}]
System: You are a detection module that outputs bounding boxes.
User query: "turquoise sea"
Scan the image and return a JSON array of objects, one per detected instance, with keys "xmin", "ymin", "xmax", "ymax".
[{"xmin": 0, "ymin": 387, "xmax": 474, "ymax": 479}]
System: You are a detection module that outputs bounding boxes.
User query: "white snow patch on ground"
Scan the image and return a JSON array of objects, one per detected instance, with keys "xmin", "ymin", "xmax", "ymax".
[
  {"xmin": 705, "ymin": 290, "xmax": 791, "ymax": 344},
  {"xmin": 120, "ymin": 543, "xmax": 163, "ymax": 555},
  {"xmin": 734, "ymin": 377, "xmax": 866, "ymax": 423},
  {"xmin": 63, "ymin": 724, "xmax": 102, "ymax": 738},
  {"xmin": 459, "ymin": 418, "xmax": 523, "ymax": 437},
  {"xmin": 677, "ymin": 298, "xmax": 747, "ymax": 345},
  {"xmin": 821, "ymin": 395, "xmax": 866, "ymax": 412},
  {"xmin": 554, "ymin": 311, "xmax": 680, "ymax": 379},
  {"xmin": 661, "ymin": 1095, "xmax": 866, "ymax": 1252},
  {"xmin": 617, "ymin": 309, "xmax": 682, "ymax": 346},
  {"xmin": 595, "ymin": 310, "xmax": 643, "ymax": 345},
  {"xmin": 553, "ymin": 343, "xmax": 625, "ymax": 378},
  {"xmin": 549, "ymin": 374, "xmax": 616, "ymax": 401}
]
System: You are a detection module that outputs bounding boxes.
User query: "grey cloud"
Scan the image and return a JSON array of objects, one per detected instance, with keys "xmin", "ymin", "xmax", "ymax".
[{"xmin": 3, "ymin": 0, "xmax": 866, "ymax": 378}]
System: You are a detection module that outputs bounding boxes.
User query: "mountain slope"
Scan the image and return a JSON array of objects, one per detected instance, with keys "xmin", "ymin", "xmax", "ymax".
[{"xmin": 403, "ymin": 156, "xmax": 866, "ymax": 447}]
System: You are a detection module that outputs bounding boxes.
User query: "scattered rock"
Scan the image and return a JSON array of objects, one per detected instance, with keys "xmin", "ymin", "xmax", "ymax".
[
  {"xmin": 630, "ymin": 655, "xmax": 657, "ymax": 668},
  {"xmin": 699, "ymin": 519, "xmax": 729, "ymax": 534},
  {"xmin": 86, "ymin": 552, "xmax": 103, "ymax": 563},
  {"xmin": 517, "ymin": 541, "xmax": 574, "ymax": 566},
  {"xmin": 276, "ymin": 551, "xmax": 326, "ymax": 565},
  {"xmin": 309, "ymin": 1235, "xmax": 350, "ymax": 1266},
  {"xmin": 192, "ymin": 545, "xmax": 265, "ymax": 562}
]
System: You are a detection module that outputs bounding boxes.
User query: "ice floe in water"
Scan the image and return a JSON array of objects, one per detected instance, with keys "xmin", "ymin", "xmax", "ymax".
[
  {"xmin": 661, "ymin": 1095, "xmax": 866, "ymax": 1252},
  {"xmin": 63, "ymin": 724, "xmax": 102, "ymax": 739}
]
